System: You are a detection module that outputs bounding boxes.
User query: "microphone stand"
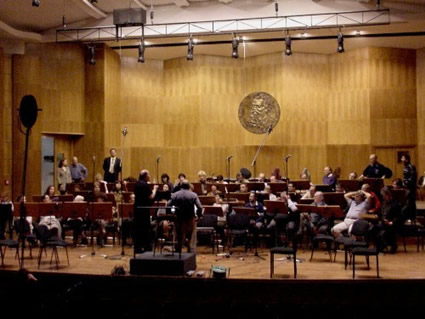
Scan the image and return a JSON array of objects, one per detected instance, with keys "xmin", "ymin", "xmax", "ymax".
[
  {"xmin": 284, "ymin": 157, "xmax": 290, "ymax": 182},
  {"xmin": 249, "ymin": 126, "xmax": 273, "ymax": 260},
  {"xmin": 226, "ymin": 156, "xmax": 233, "ymax": 181},
  {"xmin": 156, "ymin": 157, "xmax": 160, "ymax": 184}
]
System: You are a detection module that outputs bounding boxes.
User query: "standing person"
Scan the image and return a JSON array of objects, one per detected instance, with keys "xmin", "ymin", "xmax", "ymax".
[
  {"xmin": 0, "ymin": 193, "xmax": 14, "ymax": 240},
  {"xmin": 360, "ymin": 154, "xmax": 392, "ymax": 179},
  {"xmin": 69, "ymin": 156, "xmax": 88, "ymax": 183},
  {"xmin": 322, "ymin": 166, "xmax": 336, "ymax": 189},
  {"xmin": 57, "ymin": 159, "xmax": 72, "ymax": 195},
  {"xmin": 401, "ymin": 154, "xmax": 417, "ymax": 221},
  {"xmin": 133, "ymin": 170, "xmax": 158, "ymax": 254},
  {"xmin": 102, "ymin": 148, "xmax": 122, "ymax": 183},
  {"xmin": 169, "ymin": 180, "xmax": 202, "ymax": 253}
]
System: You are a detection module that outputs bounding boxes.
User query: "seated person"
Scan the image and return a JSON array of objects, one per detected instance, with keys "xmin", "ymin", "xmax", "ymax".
[
  {"xmin": 38, "ymin": 214, "xmax": 62, "ymax": 239},
  {"xmin": 44, "ymin": 185, "xmax": 59, "ymax": 202},
  {"xmin": 172, "ymin": 173, "xmax": 186, "ymax": 193},
  {"xmin": 216, "ymin": 175, "xmax": 228, "ymax": 184},
  {"xmin": 237, "ymin": 184, "xmax": 249, "ymax": 193},
  {"xmin": 263, "ymin": 184, "xmax": 277, "ymax": 201},
  {"xmin": 335, "ymin": 183, "xmax": 345, "ymax": 193},
  {"xmin": 348, "ymin": 172, "xmax": 358, "ymax": 180},
  {"xmin": 375, "ymin": 187, "xmax": 402, "ymax": 253},
  {"xmin": 302, "ymin": 185, "xmax": 316, "ymax": 199},
  {"xmin": 392, "ymin": 178, "xmax": 404, "ymax": 190},
  {"xmin": 323, "ymin": 166, "xmax": 336, "ymax": 189},
  {"xmin": 257, "ymin": 173, "xmax": 266, "ymax": 183},
  {"xmin": 361, "ymin": 183, "xmax": 381, "ymax": 214},
  {"xmin": 308, "ymin": 191, "xmax": 329, "ymax": 235},
  {"xmin": 0, "ymin": 192, "xmax": 14, "ymax": 240},
  {"xmin": 274, "ymin": 193, "xmax": 299, "ymax": 242},
  {"xmin": 207, "ymin": 184, "xmax": 222, "ymax": 197},
  {"xmin": 161, "ymin": 173, "xmax": 174, "ymax": 192},
  {"xmin": 300, "ymin": 168, "xmax": 311, "ymax": 181},
  {"xmin": 331, "ymin": 190, "xmax": 372, "ymax": 238}
]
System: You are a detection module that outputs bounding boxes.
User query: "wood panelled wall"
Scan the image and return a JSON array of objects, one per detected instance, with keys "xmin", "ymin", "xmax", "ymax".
[
  {"xmin": 12, "ymin": 43, "xmax": 86, "ymax": 198},
  {"xmin": 417, "ymin": 48, "xmax": 425, "ymax": 177},
  {"xmin": 120, "ymin": 48, "xmax": 417, "ymax": 184},
  {"xmin": 8, "ymin": 44, "xmax": 421, "ymax": 197},
  {"xmin": 0, "ymin": 48, "xmax": 13, "ymax": 196}
]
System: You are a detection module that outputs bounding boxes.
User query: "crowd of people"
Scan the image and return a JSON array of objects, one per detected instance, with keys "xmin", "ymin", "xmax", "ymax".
[{"xmin": 0, "ymin": 150, "xmax": 423, "ymax": 257}]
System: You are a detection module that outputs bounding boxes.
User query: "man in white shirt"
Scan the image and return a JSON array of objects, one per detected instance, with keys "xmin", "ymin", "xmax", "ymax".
[{"xmin": 331, "ymin": 190, "xmax": 372, "ymax": 238}]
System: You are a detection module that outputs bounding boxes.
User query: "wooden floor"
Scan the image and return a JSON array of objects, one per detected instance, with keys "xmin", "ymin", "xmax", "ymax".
[{"xmin": 2, "ymin": 239, "xmax": 425, "ymax": 280}]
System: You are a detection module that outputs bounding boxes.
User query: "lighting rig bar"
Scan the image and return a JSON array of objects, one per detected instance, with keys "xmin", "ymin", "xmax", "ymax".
[{"xmin": 56, "ymin": 9, "xmax": 390, "ymax": 43}]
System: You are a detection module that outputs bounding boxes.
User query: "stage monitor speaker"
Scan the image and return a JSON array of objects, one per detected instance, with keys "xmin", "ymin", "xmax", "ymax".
[
  {"xmin": 113, "ymin": 8, "xmax": 146, "ymax": 26},
  {"xmin": 130, "ymin": 252, "xmax": 196, "ymax": 276}
]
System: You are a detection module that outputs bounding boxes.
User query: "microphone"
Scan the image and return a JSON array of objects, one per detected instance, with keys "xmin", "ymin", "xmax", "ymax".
[
  {"xmin": 283, "ymin": 154, "xmax": 292, "ymax": 160},
  {"xmin": 267, "ymin": 126, "xmax": 273, "ymax": 134},
  {"xmin": 122, "ymin": 127, "xmax": 128, "ymax": 136},
  {"xmin": 156, "ymin": 155, "xmax": 161, "ymax": 162},
  {"xmin": 226, "ymin": 155, "xmax": 233, "ymax": 161}
]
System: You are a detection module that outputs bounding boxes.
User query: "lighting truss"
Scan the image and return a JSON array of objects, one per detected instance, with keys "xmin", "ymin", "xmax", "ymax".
[{"xmin": 56, "ymin": 9, "xmax": 390, "ymax": 43}]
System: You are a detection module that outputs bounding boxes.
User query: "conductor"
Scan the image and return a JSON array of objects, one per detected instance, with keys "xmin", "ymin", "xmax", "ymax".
[
  {"xmin": 134, "ymin": 170, "xmax": 158, "ymax": 254},
  {"xmin": 169, "ymin": 180, "xmax": 202, "ymax": 253}
]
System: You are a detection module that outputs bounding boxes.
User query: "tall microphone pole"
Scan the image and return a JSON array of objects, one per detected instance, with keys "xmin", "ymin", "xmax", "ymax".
[
  {"xmin": 121, "ymin": 127, "xmax": 128, "ymax": 182},
  {"xmin": 251, "ymin": 126, "xmax": 273, "ymax": 179},
  {"xmin": 283, "ymin": 154, "xmax": 292, "ymax": 181},
  {"xmin": 156, "ymin": 156, "xmax": 161, "ymax": 183},
  {"xmin": 226, "ymin": 155, "xmax": 233, "ymax": 181}
]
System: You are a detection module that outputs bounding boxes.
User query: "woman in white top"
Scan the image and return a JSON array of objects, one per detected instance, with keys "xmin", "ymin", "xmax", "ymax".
[{"xmin": 57, "ymin": 159, "xmax": 72, "ymax": 195}]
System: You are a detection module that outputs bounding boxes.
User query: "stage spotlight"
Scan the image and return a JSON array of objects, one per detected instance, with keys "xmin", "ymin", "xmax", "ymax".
[
  {"xmin": 32, "ymin": 0, "xmax": 40, "ymax": 7},
  {"xmin": 187, "ymin": 36, "xmax": 194, "ymax": 61},
  {"xmin": 88, "ymin": 45, "xmax": 96, "ymax": 65},
  {"xmin": 337, "ymin": 32, "xmax": 344, "ymax": 53},
  {"xmin": 285, "ymin": 35, "xmax": 292, "ymax": 56},
  {"xmin": 274, "ymin": 0, "xmax": 279, "ymax": 17},
  {"xmin": 138, "ymin": 40, "xmax": 145, "ymax": 63},
  {"xmin": 232, "ymin": 34, "xmax": 239, "ymax": 59}
]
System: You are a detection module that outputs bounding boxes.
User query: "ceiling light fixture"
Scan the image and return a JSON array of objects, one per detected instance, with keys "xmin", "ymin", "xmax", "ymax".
[
  {"xmin": 337, "ymin": 31, "xmax": 344, "ymax": 53},
  {"xmin": 285, "ymin": 34, "xmax": 292, "ymax": 56},
  {"xmin": 138, "ymin": 39, "xmax": 145, "ymax": 63},
  {"xmin": 187, "ymin": 35, "xmax": 194, "ymax": 61},
  {"xmin": 232, "ymin": 34, "xmax": 239, "ymax": 59},
  {"xmin": 88, "ymin": 45, "xmax": 96, "ymax": 65}
]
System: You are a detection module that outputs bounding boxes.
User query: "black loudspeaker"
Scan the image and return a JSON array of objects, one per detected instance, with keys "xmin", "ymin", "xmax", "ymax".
[
  {"xmin": 130, "ymin": 252, "xmax": 196, "ymax": 276},
  {"xmin": 19, "ymin": 95, "xmax": 40, "ymax": 129},
  {"xmin": 113, "ymin": 8, "xmax": 146, "ymax": 26}
]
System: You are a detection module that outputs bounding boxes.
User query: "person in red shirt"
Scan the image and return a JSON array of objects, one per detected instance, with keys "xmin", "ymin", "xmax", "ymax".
[{"xmin": 361, "ymin": 183, "xmax": 381, "ymax": 214}]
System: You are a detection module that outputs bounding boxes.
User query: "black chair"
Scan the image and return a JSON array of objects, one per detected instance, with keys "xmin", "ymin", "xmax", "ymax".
[
  {"xmin": 227, "ymin": 213, "xmax": 251, "ymax": 254},
  {"xmin": 401, "ymin": 221, "xmax": 422, "ymax": 253},
  {"xmin": 352, "ymin": 246, "xmax": 380, "ymax": 278},
  {"xmin": 196, "ymin": 214, "xmax": 218, "ymax": 253},
  {"xmin": 270, "ymin": 241, "xmax": 297, "ymax": 278},
  {"xmin": 36, "ymin": 225, "xmax": 70, "ymax": 269},
  {"xmin": 334, "ymin": 219, "xmax": 369, "ymax": 269},
  {"xmin": 310, "ymin": 234, "xmax": 334, "ymax": 262},
  {"xmin": 0, "ymin": 239, "xmax": 20, "ymax": 267}
]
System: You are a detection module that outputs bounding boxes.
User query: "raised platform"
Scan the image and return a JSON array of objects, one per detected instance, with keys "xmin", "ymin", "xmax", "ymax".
[{"xmin": 130, "ymin": 251, "xmax": 196, "ymax": 276}]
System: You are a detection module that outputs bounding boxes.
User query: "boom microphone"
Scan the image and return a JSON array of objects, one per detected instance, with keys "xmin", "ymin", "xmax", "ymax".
[
  {"xmin": 226, "ymin": 155, "xmax": 233, "ymax": 161},
  {"xmin": 283, "ymin": 154, "xmax": 292, "ymax": 160},
  {"xmin": 122, "ymin": 127, "xmax": 128, "ymax": 136}
]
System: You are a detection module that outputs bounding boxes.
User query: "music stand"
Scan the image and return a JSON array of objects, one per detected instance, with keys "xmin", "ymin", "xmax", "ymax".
[
  {"xmin": 338, "ymin": 179, "xmax": 360, "ymax": 192},
  {"xmin": 322, "ymin": 192, "xmax": 348, "ymax": 210},
  {"xmin": 32, "ymin": 195, "xmax": 43, "ymax": 202},
  {"xmin": 291, "ymin": 180, "xmax": 311, "ymax": 190},
  {"xmin": 198, "ymin": 196, "xmax": 216, "ymax": 206},
  {"xmin": 269, "ymin": 182, "xmax": 288, "ymax": 194},
  {"xmin": 38, "ymin": 202, "xmax": 62, "ymax": 218},
  {"xmin": 263, "ymin": 200, "xmax": 288, "ymax": 215},
  {"xmin": 203, "ymin": 206, "xmax": 224, "ymax": 217},
  {"xmin": 229, "ymin": 192, "xmax": 250, "ymax": 204},
  {"xmin": 247, "ymin": 182, "xmax": 265, "ymax": 192},
  {"xmin": 299, "ymin": 198, "xmax": 314, "ymax": 205}
]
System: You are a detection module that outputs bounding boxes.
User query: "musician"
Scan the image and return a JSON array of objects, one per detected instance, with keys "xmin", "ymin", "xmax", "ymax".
[
  {"xmin": 258, "ymin": 173, "xmax": 266, "ymax": 183},
  {"xmin": 207, "ymin": 184, "xmax": 222, "ymax": 197},
  {"xmin": 57, "ymin": 159, "xmax": 72, "ymax": 195},
  {"xmin": 216, "ymin": 175, "xmax": 227, "ymax": 184},
  {"xmin": 360, "ymin": 154, "xmax": 392, "ymax": 179},
  {"xmin": 69, "ymin": 156, "xmax": 88, "ymax": 183},
  {"xmin": 263, "ymin": 184, "xmax": 277, "ymax": 201},
  {"xmin": 348, "ymin": 172, "xmax": 358, "ymax": 180},
  {"xmin": 401, "ymin": 154, "xmax": 417, "ymax": 221},
  {"xmin": 392, "ymin": 178, "xmax": 404, "ymax": 190},
  {"xmin": 301, "ymin": 185, "xmax": 316, "ymax": 199},
  {"xmin": 335, "ymin": 183, "xmax": 345, "ymax": 193},
  {"xmin": 238, "ymin": 184, "xmax": 249, "ymax": 193},
  {"xmin": 331, "ymin": 190, "xmax": 372, "ymax": 238},
  {"xmin": 0, "ymin": 192, "xmax": 14, "ymax": 240},
  {"xmin": 43, "ymin": 185, "xmax": 59, "ymax": 201},
  {"xmin": 375, "ymin": 187, "xmax": 402, "ymax": 254},
  {"xmin": 275, "ymin": 193, "xmax": 299, "ymax": 242},
  {"xmin": 300, "ymin": 168, "xmax": 311, "ymax": 181},
  {"xmin": 308, "ymin": 191, "xmax": 329, "ymax": 235},
  {"xmin": 172, "ymin": 173, "xmax": 186, "ymax": 193},
  {"xmin": 161, "ymin": 173, "xmax": 174, "ymax": 192},
  {"xmin": 198, "ymin": 170, "xmax": 208, "ymax": 195},
  {"xmin": 361, "ymin": 184, "xmax": 381, "ymax": 214},
  {"xmin": 322, "ymin": 166, "xmax": 336, "ymax": 189},
  {"xmin": 134, "ymin": 170, "xmax": 158, "ymax": 253},
  {"xmin": 102, "ymin": 148, "xmax": 122, "ymax": 183},
  {"xmin": 169, "ymin": 179, "xmax": 202, "ymax": 253}
]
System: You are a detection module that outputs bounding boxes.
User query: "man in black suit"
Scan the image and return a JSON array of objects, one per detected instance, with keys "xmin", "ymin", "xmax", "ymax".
[
  {"xmin": 134, "ymin": 170, "xmax": 158, "ymax": 254},
  {"xmin": 103, "ymin": 148, "xmax": 121, "ymax": 183},
  {"xmin": 361, "ymin": 154, "xmax": 392, "ymax": 179}
]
